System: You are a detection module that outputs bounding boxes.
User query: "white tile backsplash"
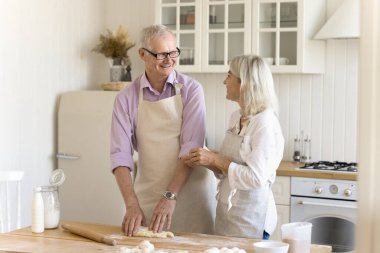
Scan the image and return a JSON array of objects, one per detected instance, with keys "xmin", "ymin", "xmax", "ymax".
[{"xmin": 190, "ymin": 40, "xmax": 358, "ymax": 163}]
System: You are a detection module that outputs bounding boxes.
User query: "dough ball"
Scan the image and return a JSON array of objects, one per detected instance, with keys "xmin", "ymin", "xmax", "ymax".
[
  {"xmin": 138, "ymin": 240, "xmax": 155, "ymax": 251},
  {"xmin": 204, "ymin": 247, "xmax": 220, "ymax": 253}
]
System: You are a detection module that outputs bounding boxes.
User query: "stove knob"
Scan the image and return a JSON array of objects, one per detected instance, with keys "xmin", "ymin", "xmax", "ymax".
[
  {"xmin": 344, "ymin": 188, "xmax": 353, "ymax": 197},
  {"xmin": 315, "ymin": 186, "xmax": 323, "ymax": 194}
]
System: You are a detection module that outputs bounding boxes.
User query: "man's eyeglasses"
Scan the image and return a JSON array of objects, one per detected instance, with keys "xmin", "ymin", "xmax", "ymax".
[{"xmin": 143, "ymin": 47, "xmax": 181, "ymax": 60}]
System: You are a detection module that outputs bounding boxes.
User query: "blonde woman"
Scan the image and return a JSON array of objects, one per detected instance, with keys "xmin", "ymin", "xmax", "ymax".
[{"xmin": 184, "ymin": 55, "xmax": 284, "ymax": 239}]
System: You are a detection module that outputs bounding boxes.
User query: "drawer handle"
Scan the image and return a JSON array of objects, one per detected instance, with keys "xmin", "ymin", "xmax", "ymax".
[{"xmin": 299, "ymin": 200, "xmax": 356, "ymax": 209}]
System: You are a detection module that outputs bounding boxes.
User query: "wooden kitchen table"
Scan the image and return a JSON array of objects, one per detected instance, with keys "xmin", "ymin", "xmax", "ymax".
[{"xmin": 0, "ymin": 221, "xmax": 331, "ymax": 253}]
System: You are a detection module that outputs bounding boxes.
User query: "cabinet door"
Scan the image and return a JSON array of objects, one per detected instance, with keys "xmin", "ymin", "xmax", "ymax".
[
  {"xmin": 272, "ymin": 176, "xmax": 291, "ymax": 205},
  {"xmin": 252, "ymin": 0, "xmax": 326, "ymax": 73},
  {"xmin": 272, "ymin": 204, "xmax": 290, "ymax": 240},
  {"xmin": 155, "ymin": 0, "xmax": 202, "ymax": 72},
  {"xmin": 202, "ymin": 0, "xmax": 251, "ymax": 72},
  {"xmin": 253, "ymin": 1, "xmax": 298, "ymax": 70}
]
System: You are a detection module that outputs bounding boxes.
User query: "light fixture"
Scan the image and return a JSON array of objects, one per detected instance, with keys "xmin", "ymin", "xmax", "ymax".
[{"xmin": 314, "ymin": 0, "xmax": 359, "ymax": 39}]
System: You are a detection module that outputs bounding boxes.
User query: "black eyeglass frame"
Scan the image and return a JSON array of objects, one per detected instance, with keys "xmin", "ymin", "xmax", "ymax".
[{"xmin": 142, "ymin": 47, "xmax": 181, "ymax": 60}]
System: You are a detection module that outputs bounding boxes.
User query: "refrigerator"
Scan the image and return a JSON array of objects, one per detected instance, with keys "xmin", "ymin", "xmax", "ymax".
[{"xmin": 57, "ymin": 91, "xmax": 125, "ymax": 225}]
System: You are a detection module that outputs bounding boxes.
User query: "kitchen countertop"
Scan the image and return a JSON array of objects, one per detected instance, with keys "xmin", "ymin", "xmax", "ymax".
[
  {"xmin": 277, "ymin": 161, "xmax": 358, "ymax": 181},
  {"xmin": 0, "ymin": 221, "xmax": 331, "ymax": 253}
]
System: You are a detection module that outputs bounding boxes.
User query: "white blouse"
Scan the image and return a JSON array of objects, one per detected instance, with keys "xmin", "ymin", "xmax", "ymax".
[{"xmin": 227, "ymin": 109, "xmax": 284, "ymax": 234}]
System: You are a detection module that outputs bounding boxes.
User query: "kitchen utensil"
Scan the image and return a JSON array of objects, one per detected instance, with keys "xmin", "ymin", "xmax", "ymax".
[
  {"xmin": 253, "ymin": 241, "xmax": 289, "ymax": 253},
  {"xmin": 61, "ymin": 223, "xmax": 117, "ymax": 246},
  {"xmin": 281, "ymin": 222, "xmax": 312, "ymax": 253}
]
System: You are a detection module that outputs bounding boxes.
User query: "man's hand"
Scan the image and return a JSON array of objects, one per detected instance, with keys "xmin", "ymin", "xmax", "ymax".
[
  {"xmin": 149, "ymin": 198, "xmax": 176, "ymax": 233},
  {"xmin": 122, "ymin": 203, "xmax": 146, "ymax": 236}
]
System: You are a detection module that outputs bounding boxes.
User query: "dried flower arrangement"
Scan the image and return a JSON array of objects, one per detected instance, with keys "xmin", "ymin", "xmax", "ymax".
[{"xmin": 92, "ymin": 25, "xmax": 135, "ymax": 67}]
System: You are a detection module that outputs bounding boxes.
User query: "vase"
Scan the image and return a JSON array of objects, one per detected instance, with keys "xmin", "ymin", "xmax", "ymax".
[
  {"xmin": 107, "ymin": 58, "xmax": 132, "ymax": 82},
  {"xmin": 110, "ymin": 65, "xmax": 124, "ymax": 82}
]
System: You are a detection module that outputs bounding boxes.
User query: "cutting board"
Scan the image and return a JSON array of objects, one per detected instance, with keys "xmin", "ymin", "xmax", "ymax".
[{"xmin": 10, "ymin": 221, "xmax": 331, "ymax": 253}]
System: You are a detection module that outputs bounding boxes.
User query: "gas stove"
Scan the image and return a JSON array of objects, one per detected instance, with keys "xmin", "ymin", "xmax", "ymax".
[{"xmin": 299, "ymin": 161, "xmax": 358, "ymax": 172}]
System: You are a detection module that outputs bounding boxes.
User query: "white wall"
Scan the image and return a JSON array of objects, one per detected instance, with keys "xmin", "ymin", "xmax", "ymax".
[
  {"xmin": 0, "ymin": 0, "xmax": 106, "ymax": 230},
  {"xmin": 0, "ymin": 0, "xmax": 358, "ymax": 230}
]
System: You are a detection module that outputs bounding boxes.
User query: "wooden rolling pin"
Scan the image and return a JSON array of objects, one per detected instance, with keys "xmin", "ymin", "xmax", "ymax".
[{"xmin": 61, "ymin": 223, "xmax": 117, "ymax": 246}]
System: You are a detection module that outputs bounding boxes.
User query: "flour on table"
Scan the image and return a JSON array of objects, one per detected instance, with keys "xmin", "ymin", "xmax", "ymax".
[
  {"xmin": 133, "ymin": 227, "xmax": 175, "ymax": 238},
  {"xmin": 120, "ymin": 240, "xmax": 187, "ymax": 253},
  {"xmin": 204, "ymin": 247, "xmax": 246, "ymax": 253},
  {"xmin": 119, "ymin": 240, "xmax": 246, "ymax": 253}
]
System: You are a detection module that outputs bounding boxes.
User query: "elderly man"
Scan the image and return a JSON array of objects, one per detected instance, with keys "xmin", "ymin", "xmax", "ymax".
[{"xmin": 110, "ymin": 25, "xmax": 216, "ymax": 236}]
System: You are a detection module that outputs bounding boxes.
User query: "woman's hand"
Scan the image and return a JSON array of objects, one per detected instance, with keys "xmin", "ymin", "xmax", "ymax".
[
  {"xmin": 184, "ymin": 148, "xmax": 231, "ymax": 174},
  {"xmin": 184, "ymin": 148, "xmax": 217, "ymax": 167}
]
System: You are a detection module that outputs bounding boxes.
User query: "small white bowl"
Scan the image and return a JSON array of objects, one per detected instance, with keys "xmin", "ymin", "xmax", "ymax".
[{"xmin": 253, "ymin": 241, "xmax": 289, "ymax": 253}]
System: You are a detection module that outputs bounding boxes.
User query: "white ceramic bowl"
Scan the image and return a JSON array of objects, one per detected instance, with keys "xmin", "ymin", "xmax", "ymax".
[
  {"xmin": 253, "ymin": 241, "xmax": 289, "ymax": 253},
  {"xmin": 263, "ymin": 57, "xmax": 274, "ymax": 65}
]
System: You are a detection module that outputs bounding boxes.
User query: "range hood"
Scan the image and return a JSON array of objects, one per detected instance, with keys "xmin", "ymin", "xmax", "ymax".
[{"xmin": 314, "ymin": 0, "xmax": 360, "ymax": 39}]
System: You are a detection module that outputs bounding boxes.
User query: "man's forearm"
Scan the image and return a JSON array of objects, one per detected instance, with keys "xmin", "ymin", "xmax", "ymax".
[
  {"xmin": 165, "ymin": 159, "xmax": 193, "ymax": 195},
  {"xmin": 114, "ymin": 166, "xmax": 139, "ymax": 208}
]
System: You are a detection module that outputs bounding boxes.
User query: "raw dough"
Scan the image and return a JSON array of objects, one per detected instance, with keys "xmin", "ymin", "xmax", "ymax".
[
  {"xmin": 119, "ymin": 240, "xmax": 187, "ymax": 253},
  {"xmin": 133, "ymin": 227, "xmax": 175, "ymax": 238}
]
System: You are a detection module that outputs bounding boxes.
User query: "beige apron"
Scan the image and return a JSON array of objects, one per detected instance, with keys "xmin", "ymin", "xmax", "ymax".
[
  {"xmin": 135, "ymin": 79, "xmax": 216, "ymax": 234},
  {"xmin": 215, "ymin": 129, "xmax": 270, "ymax": 238}
]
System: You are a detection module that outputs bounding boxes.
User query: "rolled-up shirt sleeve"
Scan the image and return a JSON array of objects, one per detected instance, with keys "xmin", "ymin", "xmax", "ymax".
[
  {"xmin": 110, "ymin": 89, "xmax": 135, "ymax": 173},
  {"xmin": 178, "ymin": 78, "xmax": 206, "ymax": 158}
]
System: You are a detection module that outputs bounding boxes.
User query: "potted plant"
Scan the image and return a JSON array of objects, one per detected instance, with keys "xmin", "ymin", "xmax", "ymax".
[{"xmin": 92, "ymin": 25, "xmax": 135, "ymax": 82}]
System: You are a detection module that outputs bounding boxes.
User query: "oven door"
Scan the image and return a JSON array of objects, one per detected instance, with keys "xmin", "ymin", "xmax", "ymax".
[{"xmin": 290, "ymin": 196, "xmax": 356, "ymax": 253}]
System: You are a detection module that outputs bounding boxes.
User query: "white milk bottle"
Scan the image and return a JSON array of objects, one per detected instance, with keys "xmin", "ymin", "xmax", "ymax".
[{"xmin": 31, "ymin": 187, "xmax": 44, "ymax": 233}]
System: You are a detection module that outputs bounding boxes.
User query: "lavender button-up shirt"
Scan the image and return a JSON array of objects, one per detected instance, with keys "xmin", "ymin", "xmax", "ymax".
[{"xmin": 110, "ymin": 71, "xmax": 206, "ymax": 172}]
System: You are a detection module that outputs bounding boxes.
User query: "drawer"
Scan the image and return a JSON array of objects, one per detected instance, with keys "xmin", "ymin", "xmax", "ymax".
[{"xmin": 272, "ymin": 176, "xmax": 291, "ymax": 205}]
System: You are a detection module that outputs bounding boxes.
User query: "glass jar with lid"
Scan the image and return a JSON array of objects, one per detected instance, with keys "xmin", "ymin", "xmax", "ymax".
[{"xmin": 41, "ymin": 185, "xmax": 60, "ymax": 229}]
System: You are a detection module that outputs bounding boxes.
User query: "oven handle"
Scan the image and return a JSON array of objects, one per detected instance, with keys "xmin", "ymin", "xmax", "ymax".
[{"xmin": 299, "ymin": 200, "xmax": 356, "ymax": 209}]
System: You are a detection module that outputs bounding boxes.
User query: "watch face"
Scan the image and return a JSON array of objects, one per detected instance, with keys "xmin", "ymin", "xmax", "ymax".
[{"xmin": 164, "ymin": 191, "xmax": 176, "ymax": 200}]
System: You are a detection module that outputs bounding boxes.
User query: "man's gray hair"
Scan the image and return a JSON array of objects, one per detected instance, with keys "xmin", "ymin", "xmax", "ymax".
[
  {"xmin": 139, "ymin": 25, "xmax": 176, "ymax": 49},
  {"xmin": 229, "ymin": 54, "xmax": 279, "ymax": 116}
]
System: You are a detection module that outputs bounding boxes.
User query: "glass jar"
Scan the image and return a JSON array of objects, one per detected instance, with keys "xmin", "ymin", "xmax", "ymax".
[{"xmin": 41, "ymin": 185, "xmax": 60, "ymax": 229}]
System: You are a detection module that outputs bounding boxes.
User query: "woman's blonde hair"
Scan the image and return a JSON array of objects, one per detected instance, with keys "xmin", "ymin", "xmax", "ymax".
[{"xmin": 229, "ymin": 55, "xmax": 279, "ymax": 116}]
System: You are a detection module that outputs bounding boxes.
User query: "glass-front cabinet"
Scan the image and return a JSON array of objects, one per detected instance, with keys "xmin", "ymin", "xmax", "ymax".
[
  {"xmin": 252, "ymin": 0, "xmax": 326, "ymax": 73},
  {"xmin": 155, "ymin": 0, "xmax": 202, "ymax": 72},
  {"xmin": 201, "ymin": 0, "xmax": 251, "ymax": 72},
  {"xmin": 156, "ymin": 0, "xmax": 250, "ymax": 73},
  {"xmin": 156, "ymin": 0, "xmax": 326, "ymax": 73}
]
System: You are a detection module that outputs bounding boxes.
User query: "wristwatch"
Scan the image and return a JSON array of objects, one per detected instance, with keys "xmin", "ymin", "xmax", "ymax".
[{"xmin": 163, "ymin": 191, "xmax": 177, "ymax": 200}]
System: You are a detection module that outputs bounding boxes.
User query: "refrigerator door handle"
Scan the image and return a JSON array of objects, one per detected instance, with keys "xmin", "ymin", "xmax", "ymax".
[{"xmin": 56, "ymin": 153, "xmax": 80, "ymax": 160}]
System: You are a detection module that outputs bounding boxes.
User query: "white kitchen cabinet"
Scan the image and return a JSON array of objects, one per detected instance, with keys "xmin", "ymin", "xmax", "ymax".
[
  {"xmin": 252, "ymin": 0, "xmax": 326, "ymax": 73},
  {"xmin": 155, "ymin": 0, "xmax": 202, "ymax": 72},
  {"xmin": 155, "ymin": 0, "xmax": 251, "ymax": 73},
  {"xmin": 156, "ymin": 0, "xmax": 326, "ymax": 74},
  {"xmin": 271, "ymin": 175, "xmax": 291, "ymax": 240},
  {"xmin": 201, "ymin": 0, "xmax": 251, "ymax": 72}
]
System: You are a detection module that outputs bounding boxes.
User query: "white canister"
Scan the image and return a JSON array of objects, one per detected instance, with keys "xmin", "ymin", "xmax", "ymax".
[
  {"xmin": 31, "ymin": 187, "xmax": 44, "ymax": 233},
  {"xmin": 41, "ymin": 185, "xmax": 60, "ymax": 229}
]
